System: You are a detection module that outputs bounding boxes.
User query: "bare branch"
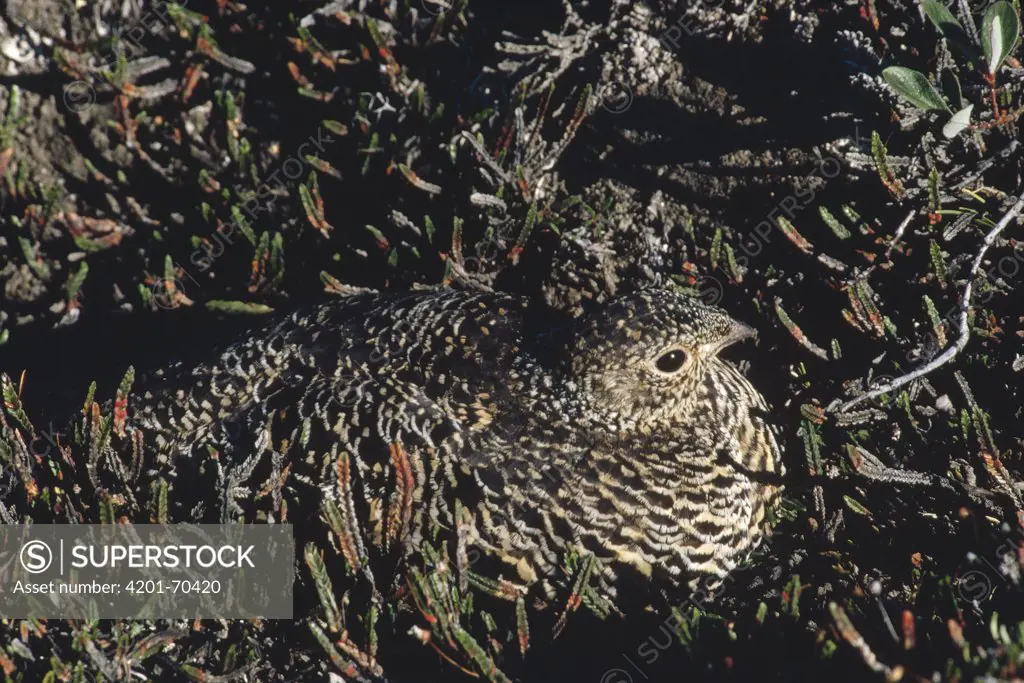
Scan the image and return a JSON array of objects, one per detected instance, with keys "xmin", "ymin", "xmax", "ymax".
[
  {"xmin": 837, "ymin": 190, "xmax": 1024, "ymax": 412},
  {"xmin": 884, "ymin": 208, "xmax": 915, "ymax": 259}
]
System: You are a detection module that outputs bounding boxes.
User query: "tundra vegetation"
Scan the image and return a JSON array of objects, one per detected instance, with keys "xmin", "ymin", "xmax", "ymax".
[{"xmin": 1, "ymin": 1, "xmax": 1024, "ymax": 681}]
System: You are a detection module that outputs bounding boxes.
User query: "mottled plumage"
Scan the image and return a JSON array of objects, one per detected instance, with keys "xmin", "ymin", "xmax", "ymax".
[{"xmin": 131, "ymin": 287, "xmax": 783, "ymax": 606}]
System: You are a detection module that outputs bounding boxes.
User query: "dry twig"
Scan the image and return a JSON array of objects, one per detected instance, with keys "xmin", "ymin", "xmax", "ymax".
[{"xmin": 837, "ymin": 190, "xmax": 1024, "ymax": 412}]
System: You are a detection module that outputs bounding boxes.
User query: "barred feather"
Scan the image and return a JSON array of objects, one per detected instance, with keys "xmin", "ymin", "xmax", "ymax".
[{"xmin": 130, "ymin": 287, "xmax": 783, "ymax": 604}]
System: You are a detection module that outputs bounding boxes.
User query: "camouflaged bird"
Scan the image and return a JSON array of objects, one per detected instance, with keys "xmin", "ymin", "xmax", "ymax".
[{"xmin": 131, "ymin": 287, "xmax": 783, "ymax": 608}]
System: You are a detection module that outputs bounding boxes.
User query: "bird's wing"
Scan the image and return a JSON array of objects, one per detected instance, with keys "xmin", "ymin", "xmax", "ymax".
[
  {"xmin": 132, "ymin": 289, "xmax": 532, "ymax": 437},
  {"xmin": 128, "ymin": 292, "xmax": 384, "ymax": 453},
  {"xmin": 125, "ymin": 290, "xmax": 536, "ymax": 525}
]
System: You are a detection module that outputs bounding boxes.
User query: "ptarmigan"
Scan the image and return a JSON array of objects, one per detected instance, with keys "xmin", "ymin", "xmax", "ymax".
[{"xmin": 131, "ymin": 286, "xmax": 784, "ymax": 605}]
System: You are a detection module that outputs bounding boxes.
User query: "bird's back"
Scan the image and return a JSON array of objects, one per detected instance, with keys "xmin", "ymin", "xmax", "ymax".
[
  {"xmin": 126, "ymin": 288, "xmax": 556, "ymax": 593},
  {"xmin": 133, "ymin": 289, "xmax": 534, "ymax": 457}
]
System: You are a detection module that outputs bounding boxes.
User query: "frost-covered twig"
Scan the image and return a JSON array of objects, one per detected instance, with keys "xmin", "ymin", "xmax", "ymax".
[{"xmin": 884, "ymin": 209, "xmax": 915, "ymax": 259}]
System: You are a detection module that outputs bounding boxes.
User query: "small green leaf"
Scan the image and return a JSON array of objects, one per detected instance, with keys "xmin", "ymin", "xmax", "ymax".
[
  {"xmin": 882, "ymin": 67, "xmax": 949, "ymax": 112},
  {"xmin": 819, "ymin": 206, "xmax": 851, "ymax": 239},
  {"xmin": 230, "ymin": 206, "xmax": 257, "ymax": 245},
  {"xmin": 322, "ymin": 119, "xmax": 348, "ymax": 136},
  {"xmin": 942, "ymin": 104, "xmax": 974, "ymax": 138},
  {"xmin": 65, "ymin": 262, "xmax": 89, "ymax": 301},
  {"xmin": 424, "ymin": 215, "xmax": 435, "ymax": 244},
  {"xmin": 921, "ymin": 0, "xmax": 976, "ymax": 59},
  {"xmin": 921, "ymin": 0, "xmax": 964, "ymax": 35},
  {"xmin": 842, "ymin": 494, "xmax": 873, "ymax": 518},
  {"xmin": 205, "ymin": 300, "xmax": 274, "ymax": 314},
  {"xmin": 981, "ymin": 2, "xmax": 1021, "ymax": 75}
]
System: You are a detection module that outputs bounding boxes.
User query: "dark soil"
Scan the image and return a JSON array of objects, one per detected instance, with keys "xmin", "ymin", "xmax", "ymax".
[{"xmin": 2, "ymin": 0, "xmax": 1024, "ymax": 681}]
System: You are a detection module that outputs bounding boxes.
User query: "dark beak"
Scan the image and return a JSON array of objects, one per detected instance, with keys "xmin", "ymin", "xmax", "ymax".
[{"xmin": 722, "ymin": 320, "xmax": 757, "ymax": 349}]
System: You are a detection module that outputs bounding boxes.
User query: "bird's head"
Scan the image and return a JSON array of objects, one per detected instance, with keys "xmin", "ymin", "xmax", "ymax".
[{"xmin": 569, "ymin": 288, "xmax": 757, "ymax": 429}]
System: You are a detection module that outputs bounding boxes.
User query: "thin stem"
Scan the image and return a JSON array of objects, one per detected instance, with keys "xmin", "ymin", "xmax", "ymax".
[
  {"xmin": 988, "ymin": 75, "xmax": 1000, "ymax": 120},
  {"xmin": 837, "ymin": 189, "xmax": 1024, "ymax": 412}
]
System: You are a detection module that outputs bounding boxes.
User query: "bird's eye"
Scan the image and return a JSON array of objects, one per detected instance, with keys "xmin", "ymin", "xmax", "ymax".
[{"xmin": 654, "ymin": 349, "xmax": 688, "ymax": 374}]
